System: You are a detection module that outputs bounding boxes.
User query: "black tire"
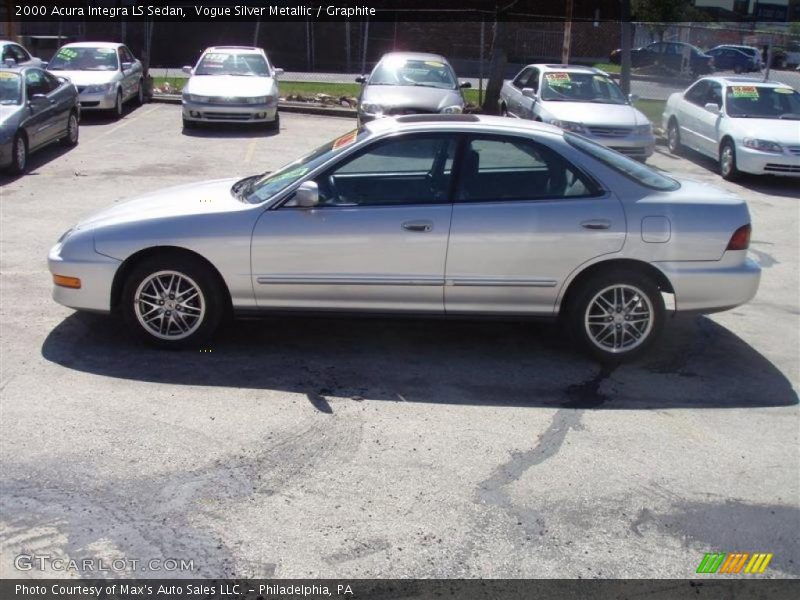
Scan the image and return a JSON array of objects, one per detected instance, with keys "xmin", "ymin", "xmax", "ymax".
[
  {"xmin": 734, "ymin": 64, "xmax": 743, "ymax": 74},
  {"xmin": 7, "ymin": 133, "xmax": 27, "ymax": 175},
  {"xmin": 61, "ymin": 111, "xmax": 79, "ymax": 147},
  {"xmin": 135, "ymin": 79, "xmax": 145, "ymax": 106},
  {"xmin": 667, "ymin": 119, "xmax": 682, "ymax": 155},
  {"xmin": 500, "ymin": 103, "xmax": 508, "ymax": 117},
  {"xmin": 719, "ymin": 139, "xmax": 740, "ymax": 181},
  {"xmin": 567, "ymin": 268, "xmax": 665, "ymax": 364},
  {"xmin": 112, "ymin": 90, "xmax": 123, "ymax": 119},
  {"xmin": 266, "ymin": 111, "xmax": 280, "ymax": 132},
  {"xmin": 121, "ymin": 254, "xmax": 225, "ymax": 349}
]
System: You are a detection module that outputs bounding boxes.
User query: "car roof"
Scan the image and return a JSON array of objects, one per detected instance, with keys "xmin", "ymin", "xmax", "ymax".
[
  {"xmin": 377, "ymin": 51, "xmax": 450, "ymax": 64},
  {"xmin": 364, "ymin": 114, "xmax": 565, "ymax": 137},
  {"xmin": 700, "ymin": 75, "xmax": 792, "ymax": 88},
  {"xmin": 204, "ymin": 46, "xmax": 263, "ymax": 54},
  {"xmin": 527, "ymin": 63, "xmax": 603, "ymax": 74},
  {"xmin": 60, "ymin": 41, "xmax": 124, "ymax": 49}
]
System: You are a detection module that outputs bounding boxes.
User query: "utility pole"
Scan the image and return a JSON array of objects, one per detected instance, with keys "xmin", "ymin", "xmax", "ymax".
[
  {"xmin": 620, "ymin": 0, "xmax": 632, "ymax": 96},
  {"xmin": 561, "ymin": 0, "xmax": 573, "ymax": 64}
]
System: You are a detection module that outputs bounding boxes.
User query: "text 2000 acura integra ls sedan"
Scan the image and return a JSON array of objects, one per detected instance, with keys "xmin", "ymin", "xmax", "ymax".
[{"xmin": 48, "ymin": 115, "xmax": 760, "ymax": 361}]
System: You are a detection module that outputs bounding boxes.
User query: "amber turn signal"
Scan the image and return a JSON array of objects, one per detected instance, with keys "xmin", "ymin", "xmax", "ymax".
[{"xmin": 53, "ymin": 274, "xmax": 81, "ymax": 289}]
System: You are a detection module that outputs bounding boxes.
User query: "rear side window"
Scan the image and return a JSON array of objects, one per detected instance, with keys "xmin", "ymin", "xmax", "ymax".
[
  {"xmin": 566, "ymin": 133, "xmax": 680, "ymax": 191},
  {"xmin": 457, "ymin": 136, "xmax": 598, "ymax": 202}
]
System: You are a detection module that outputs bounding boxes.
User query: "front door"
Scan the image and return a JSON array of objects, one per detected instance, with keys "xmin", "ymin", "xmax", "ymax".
[
  {"xmin": 251, "ymin": 133, "xmax": 457, "ymax": 312},
  {"xmin": 444, "ymin": 134, "xmax": 626, "ymax": 314}
]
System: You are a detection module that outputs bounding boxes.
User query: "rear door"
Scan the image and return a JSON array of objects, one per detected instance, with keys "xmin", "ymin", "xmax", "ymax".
[
  {"xmin": 444, "ymin": 134, "xmax": 626, "ymax": 315},
  {"xmin": 251, "ymin": 132, "xmax": 457, "ymax": 312}
]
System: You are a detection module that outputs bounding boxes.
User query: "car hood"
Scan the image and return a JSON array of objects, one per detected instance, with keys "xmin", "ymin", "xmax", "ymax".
[
  {"xmin": 541, "ymin": 101, "xmax": 647, "ymax": 127},
  {"xmin": 728, "ymin": 117, "xmax": 800, "ymax": 144},
  {"xmin": 184, "ymin": 75, "xmax": 276, "ymax": 96},
  {"xmin": 75, "ymin": 178, "xmax": 252, "ymax": 231},
  {"xmin": 362, "ymin": 85, "xmax": 463, "ymax": 111},
  {"xmin": 47, "ymin": 70, "xmax": 120, "ymax": 85}
]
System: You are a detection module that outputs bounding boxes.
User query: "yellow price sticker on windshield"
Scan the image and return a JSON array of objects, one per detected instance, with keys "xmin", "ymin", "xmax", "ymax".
[
  {"xmin": 731, "ymin": 86, "xmax": 759, "ymax": 98},
  {"xmin": 0, "ymin": 71, "xmax": 19, "ymax": 79},
  {"xmin": 424, "ymin": 61, "xmax": 444, "ymax": 67},
  {"xmin": 774, "ymin": 87, "xmax": 793, "ymax": 94},
  {"xmin": 546, "ymin": 72, "xmax": 571, "ymax": 86}
]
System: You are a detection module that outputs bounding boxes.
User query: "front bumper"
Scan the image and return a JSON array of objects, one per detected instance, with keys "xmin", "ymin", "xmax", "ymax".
[
  {"xmin": 48, "ymin": 239, "xmax": 121, "ymax": 313},
  {"xmin": 78, "ymin": 90, "xmax": 118, "ymax": 110},
  {"xmin": 735, "ymin": 144, "xmax": 800, "ymax": 177},
  {"xmin": 654, "ymin": 251, "xmax": 761, "ymax": 313},
  {"xmin": 591, "ymin": 133, "xmax": 656, "ymax": 159},
  {"xmin": 182, "ymin": 100, "xmax": 278, "ymax": 123}
]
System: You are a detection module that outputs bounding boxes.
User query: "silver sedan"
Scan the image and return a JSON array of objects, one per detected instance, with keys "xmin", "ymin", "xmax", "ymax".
[{"xmin": 48, "ymin": 115, "xmax": 760, "ymax": 362}]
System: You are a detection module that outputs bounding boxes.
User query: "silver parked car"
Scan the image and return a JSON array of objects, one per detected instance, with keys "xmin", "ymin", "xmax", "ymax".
[
  {"xmin": 0, "ymin": 65, "xmax": 80, "ymax": 174},
  {"xmin": 47, "ymin": 42, "xmax": 144, "ymax": 118},
  {"xmin": 356, "ymin": 52, "xmax": 471, "ymax": 124},
  {"xmin": 48, "ymin": 115, "xmax": 760, "ymax": 362},
  {"xmin": 181, "ymin": 46, "xmax": 283, "ymax": 129},
  {"xmin": 0, "ymin": 40, "xmax": 45, "ymax": 68},
  {"xmin": 500, "ymin": 64, "xmax": 655, "ymax": 161}
]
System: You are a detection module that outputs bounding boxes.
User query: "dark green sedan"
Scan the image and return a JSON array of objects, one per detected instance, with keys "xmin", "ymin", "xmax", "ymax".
[{"xmin": 0, "ymin": 64, "xmax": 80, "ymax": 175}]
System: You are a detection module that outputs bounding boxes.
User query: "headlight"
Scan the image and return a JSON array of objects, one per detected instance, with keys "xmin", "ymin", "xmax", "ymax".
[
  {"xmin": 440, "ymin": 105, "xmax": 463, "ymax": 114},
  {"xmin": 634, "ymin": 123, "xmax": 653, "ymax": 135},
  {"xmin": 183, "ymin": 93, "xmax": 209, "ymax": 103},
  {"xmin": 245, "ymin": 96, "xmax": 271, "ymax": 104},
  {"xmin": 360, "ymin": 102, "xmax": 383, "ymax": 116},
  {"xmin": 548, "ymin": 119, "xmax": 586, "ymax": 134},
  {"xmin": 742, "ymin": 138, "xmax": 783, "ymax": 153},
  {"xmin": 83, "ymin": 83, "xmax": 115, "ymax": 94}
]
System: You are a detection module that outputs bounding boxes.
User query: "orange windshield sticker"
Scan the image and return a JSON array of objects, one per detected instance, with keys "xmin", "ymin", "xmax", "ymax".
[
  {"xmin": 332, "ymin": 130, "xmax": 358, "ymax": 150},
  {"xmin": 731, "ymin": 86, "xmax": 759, "ymax": 98}
]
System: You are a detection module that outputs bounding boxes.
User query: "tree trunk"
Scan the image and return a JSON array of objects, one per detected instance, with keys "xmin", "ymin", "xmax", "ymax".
[{"xmin": 481, "ymin": 19, "xmax": 508, "ymax": 115}]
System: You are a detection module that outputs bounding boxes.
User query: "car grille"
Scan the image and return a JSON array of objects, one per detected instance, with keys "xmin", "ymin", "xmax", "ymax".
[
  {"xmin": 587, "ymin": 126, "xmax": 633, "ymax": 137},
  {"xmin": 609, "ymin": 146, "xmax": 647, "ymax": 157},
  {"xmin": 764, "ymin": 163, "xmax": 800, "ymax": 173},
  {"xmin": 201, "ymin": 111, "xmax": 253, "ymax": 120},
  {"xmin": 384, "ymin": 107, "xmax": 432, "ymax": 116},
  {"xmin": 787, "ymin": 145, "xmax": 800, "ymax": 156},
  {"xmin": 204, "ymin": 96, "xmax": 258, "ymax": 105}
]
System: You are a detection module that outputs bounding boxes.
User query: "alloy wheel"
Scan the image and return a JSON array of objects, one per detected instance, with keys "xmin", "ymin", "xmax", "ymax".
[
  {"xmin": 584, "ymin": 284, "xmax": 654, "ymax": 354},
  {"xmin": 133, "ymin": 270, "xmax": 206, "ymax": 340}
]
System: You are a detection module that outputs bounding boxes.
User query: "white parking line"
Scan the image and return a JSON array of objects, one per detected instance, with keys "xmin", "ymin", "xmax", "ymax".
[
  {"xmin": 244, "ymin": 137, "xmax": 259, "ymax": 163},
  {"xmin": 90, "ymin": 105, "xmax": 162, "ymax": 143}
]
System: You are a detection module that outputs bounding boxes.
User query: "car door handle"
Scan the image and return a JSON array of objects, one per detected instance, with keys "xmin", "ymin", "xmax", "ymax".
[
  {"xmin": 402, "ymin": 220, "xmax": 433, "ymax": 232},
  {"xmin": 581, "ymin": 219, "xmax": 611, "ymax": 230}
]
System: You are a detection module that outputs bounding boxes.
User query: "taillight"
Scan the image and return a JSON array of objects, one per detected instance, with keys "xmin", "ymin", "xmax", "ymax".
[{"xmin": 727, "ymin": 224, "xmax": 751, "ymax": 251}]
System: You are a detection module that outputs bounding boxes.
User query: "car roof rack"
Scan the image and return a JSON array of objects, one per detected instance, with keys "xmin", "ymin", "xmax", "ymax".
[{"xmin": 395, "ymin": 114, "xmax": 481, "ymax": 124}]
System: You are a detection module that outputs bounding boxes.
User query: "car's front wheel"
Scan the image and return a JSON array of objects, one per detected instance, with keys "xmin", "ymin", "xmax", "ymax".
[
  {"xmin": 7, "ymin": 133, "xmax": 27, "ymax": 175},
  {"xmin": 113, "ymin": 90, "xmax": 124, "ymax": 119},
  {"xmin": 719, "ymin": 139, "xmax": 740, "ymax": 181},
  {"xmin": 667, "ymin": 119, "xmax": 682, "ymax": 154},
  {"xmin": 569, "ymin": 269, "xmax": 665, "ymax": 363},
  {"xmin": 121, "ymin": 255, "xmax": 225, "ymax": 348}
]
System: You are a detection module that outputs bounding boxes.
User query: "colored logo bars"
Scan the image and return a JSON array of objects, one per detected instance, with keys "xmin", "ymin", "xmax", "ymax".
[{"xmin": 697, "ymin": 552, "xmax": 773, "ymax": 574}]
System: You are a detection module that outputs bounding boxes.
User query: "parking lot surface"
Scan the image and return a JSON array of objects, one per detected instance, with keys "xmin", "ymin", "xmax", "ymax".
[{"xmin": 0, "ymin": 105, "xmax": 798, "ymax": 579}]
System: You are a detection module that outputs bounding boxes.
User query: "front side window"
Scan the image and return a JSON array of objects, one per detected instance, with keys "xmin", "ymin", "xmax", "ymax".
[
  {"xmin": 0, "ymin": 71, "xmax": 22, "ymax": 105},
  {"xmin": 512, "ymin": 67, "xmax": 534, "ymax": 89},
  {"xmin": 195, "ymin": 52, "xmax": 270, "ymax": 77},
  {"xmin": 684, "ymin": 80, "xmax": 710, "ymax": 106},
  {"xmin": 48, "ymin": 46, "xmax": 119, "ymax": 71},
  {"xmin": 25, "ymin": 69, "xmax": 48, "ymax": 97},
  {"xmin": 368, "ymin": 57, "xmax": 456, "ymax": 90},
  {"xmin": 310, "ymin": 134, "xmax": 457, "ymax": 207},
  {"xmin": 566, "ymin": 133, "xmax": 680, "ymax": 191},
  {"xmin": 725, "ymin": 85, "xmax": 800, "ymax": 120},
  {"xmin": 457, "ymin": 137, "xmax": 596, "ymax": 202},
  {"xmin": 540, "ymin": 71, "xmax": 627, "ymax": 104}
]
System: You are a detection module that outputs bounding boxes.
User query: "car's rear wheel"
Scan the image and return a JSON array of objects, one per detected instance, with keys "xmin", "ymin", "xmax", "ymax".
[
  {"xmin": 7, "ymin": 134, "xmax": 27, "ymax": 175},
  {"xmin": 568, "ymin": 269, "xmax": 665, "ymax": 363},
  {"xmin": 136, "ymin": 79, "xmax": 144, "ymax": 105},
  {"xmin": 121, "ymin": 256, "xmax": 224, "ymax": 348},
  {"xmin": 719, "ymin": 139, "xmax": 740, "ymax": 181},
  {"xmin": 61, "ymin": 112, "xmax": 79, "ymax": 146},
  {"xmin": 667, "ymin": 119, "xmax": 682, "ymax": 154}
]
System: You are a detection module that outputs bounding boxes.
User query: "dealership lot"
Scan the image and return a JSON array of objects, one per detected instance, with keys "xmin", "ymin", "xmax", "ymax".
[{"xmin": 0, "ymin": 105, "xmax": 797, "ymax": 578}]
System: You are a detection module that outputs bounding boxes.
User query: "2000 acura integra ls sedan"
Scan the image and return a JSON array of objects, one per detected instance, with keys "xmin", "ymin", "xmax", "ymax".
[{"xmin": 48, "ymin": 115, "xmax": 760, "ymax": 362}]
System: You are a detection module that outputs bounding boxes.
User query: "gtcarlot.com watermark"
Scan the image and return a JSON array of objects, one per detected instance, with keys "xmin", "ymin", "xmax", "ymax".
[{"xmin": 15, "ymin": 554, "xmax": 195, "ymax": 573}]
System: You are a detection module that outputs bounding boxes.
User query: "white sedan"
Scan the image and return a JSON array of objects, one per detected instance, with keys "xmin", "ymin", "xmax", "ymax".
[{"xmin": 663, "ymin": 76, "xmax": 800, "ymax": 179}]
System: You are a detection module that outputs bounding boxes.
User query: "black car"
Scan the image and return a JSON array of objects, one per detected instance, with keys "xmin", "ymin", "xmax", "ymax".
[
  {"xmin": 610, "ymin": 42, "xmax": 715, "ymax": 76},
  {"xmin": 0, "ymin": 64, "xmax": 80, "ymax": 174},
  {"xmin": 706, "ymin": 46, "xmax": 760, "ymax": 73}
]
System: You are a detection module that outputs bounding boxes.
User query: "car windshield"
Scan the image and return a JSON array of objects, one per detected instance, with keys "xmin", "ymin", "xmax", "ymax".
[
  {"xmin": 194, "ymin": 52, "xmax": 270, "ymax": 76},
  {"xmin": 565, "ymin": 133, "xmax": 680, "ymax": 191},
  {"xmin": 368, "ymin": 57, "xmax": 456, "ymax": 90},
  {"xmin": 0, "ymin": 71, "xmax": 22, "ymax": 105},
  {"xmin": 725, "ymin": 86, "xmax": 800, "ymax": 119},
  {"xmin": 541, "ymin": 72, "xmax": 628, "ymax": 104},
  {"xmin": 48, "ymin": 46, "xmax": 119, "ymax": 71},
  {"xmin": 240, "ymin": 128, "xmax": 369, "ymax": 203}
]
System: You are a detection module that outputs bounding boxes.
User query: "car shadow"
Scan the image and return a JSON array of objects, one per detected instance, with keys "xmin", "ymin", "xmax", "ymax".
[
  {"xmin": 76, "ymin": 102, "xmax": 145, "ymax": 126},
  {"xmin": 181, "ymin": 122, "xmax": 279, "ymax": 139},
  {"xmin": 0, "ymin": 143, "xmax": 74, "ymax": 185},
  {"xmin": 667, "ymin": 147, "xmax": 800, "ymax": 199},
  {"xmin": 41, "ymin": 312, "xmax": 797, "ymax": 410}
]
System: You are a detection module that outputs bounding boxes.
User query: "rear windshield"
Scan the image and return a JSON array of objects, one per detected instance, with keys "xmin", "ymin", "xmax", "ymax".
[{"xmin": 565, "ymin": 133, "xmax": 680, "ymax": 191}]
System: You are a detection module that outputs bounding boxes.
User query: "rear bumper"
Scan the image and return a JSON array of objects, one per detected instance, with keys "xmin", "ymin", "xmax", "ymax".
[{"xmin": 655, "ymin": 252, "xmax": 761, "ymax": 313}]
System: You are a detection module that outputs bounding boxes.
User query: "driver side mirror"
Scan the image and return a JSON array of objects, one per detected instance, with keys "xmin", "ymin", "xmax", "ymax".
[
  {"xmin": 355, "ymin": 75, "xmax": 366, "ymax": 84},
  {"xmin": 521, "ymin": 87, "xmax": 536, "ymax": 99},
  {"xmin": 182, "ymin": 65, "xmax": 193, "ymax": 75},
  {"xmin": 629, "ymin": 93, "xmax": 640, "ymax": 103},
  {"xmin": 704, "ymin": 102, "xmax": 721, "ymax": 114},
  {"xmin": 459, "ymin": 81, "xmax": 472, "ymax": 89},
  {"xmin": 292, "ymin": 181, "xmax": 319, "ymax": 208},
  {"xmin": 28, "ymin": 93, "xmax": 49, "ymax": 108},
  {"xmin": 273, "ymin": 67, "xmax": 284, "ymax": 76},
  {"xmin": 121, "ymin": 61, "xmax": 133, "ymax": 71}
]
